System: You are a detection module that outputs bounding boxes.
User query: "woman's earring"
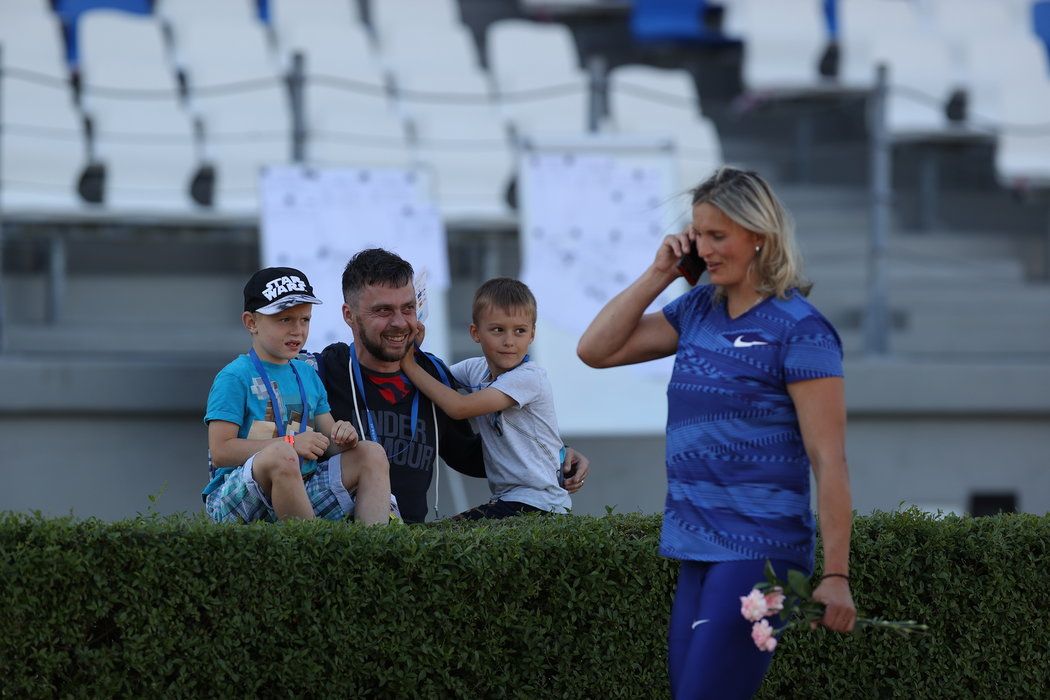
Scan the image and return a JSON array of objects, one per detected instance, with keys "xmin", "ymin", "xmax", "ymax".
[{"xmin": 755, "ymin": 246, "xmax": 761, "ymax": 253}]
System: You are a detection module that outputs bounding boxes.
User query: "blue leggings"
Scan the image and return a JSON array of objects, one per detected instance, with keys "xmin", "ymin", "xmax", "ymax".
[{"xmin": 668, "ymin": 559, "xmax": 805, "ymax": 700}]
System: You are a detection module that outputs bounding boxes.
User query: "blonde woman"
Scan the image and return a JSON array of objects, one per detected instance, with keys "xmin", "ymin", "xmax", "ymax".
[{"xmin": 578, "ymin": 167, "xmax": 855, "ymax": 699}]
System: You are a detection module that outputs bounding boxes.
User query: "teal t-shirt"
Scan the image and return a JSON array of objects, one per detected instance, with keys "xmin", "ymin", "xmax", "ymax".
[{"xmin": 204, "ymin": 354, "xmax": 330, "ymax": 479}]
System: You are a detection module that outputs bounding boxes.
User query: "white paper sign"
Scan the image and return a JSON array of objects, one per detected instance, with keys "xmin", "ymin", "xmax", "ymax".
[
  {"xmin": 259, "ymin": 166, "xmax": 451, "ymax": 355},
  {"xmin": 518, "ymin": 144, "xmax": 687, "ymax": 433}
]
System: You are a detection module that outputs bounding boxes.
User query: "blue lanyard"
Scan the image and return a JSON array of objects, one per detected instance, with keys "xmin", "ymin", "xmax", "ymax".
[
  {"xmin": 350, "ymin": 343, "xmax": 419, "ymax": 444},
  {"xmin": 248, "ymin": 348, "xmax": 309, "ymax": 437}
]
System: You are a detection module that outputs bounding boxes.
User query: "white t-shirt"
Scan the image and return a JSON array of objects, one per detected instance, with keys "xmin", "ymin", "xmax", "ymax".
[{"xmin": 450, "ymin": 357, "xmax": 571, "ymax": 513}]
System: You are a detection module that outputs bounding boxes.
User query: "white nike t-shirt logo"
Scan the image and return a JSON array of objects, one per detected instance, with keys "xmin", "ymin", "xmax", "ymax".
[{"xmin": 733, "ymin": 335, "xmax": 768, "ymax": 348}]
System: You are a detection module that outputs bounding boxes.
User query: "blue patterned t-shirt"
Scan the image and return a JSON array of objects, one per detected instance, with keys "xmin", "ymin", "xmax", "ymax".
[
  {"xmin": 661, "ymin": 285, "xmax": 843, "ymax": 571},
  {"xmin": 204, "ymin": 355, "xmax": 330, "ymax": 479}
]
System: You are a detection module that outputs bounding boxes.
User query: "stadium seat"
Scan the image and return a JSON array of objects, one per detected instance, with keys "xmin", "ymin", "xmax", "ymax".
[
  {"xmin": 379, "ymin": 22, "xmax": 481, "ymax": 78},
  {"xmin": 630, "ymin": 0, "xmax": 707, "ymax": 42},
  {"xmin": 995, "ymin": 81, "xmax": 1050, "ymax": 188},
  {"xmin": 0, "ymin": 12, "xmax": 85, "ymax": 210},
  {"xmin": 1034, "ymin": 1, "xmax": 1050, "ymax": 68},
  {"xmin": 929, "ymin": 0, "xmax": 1017, "ymax": 42},
  {"xmin": 839, "ymin": 0, "xmax": 923, "ymax": 89},
  {"xmin": 487, "ymin": 19, "xmax": 590, "ymax": 139},
  {"xmin": 402, "ymin": 68, "xmax": 513, "ymax": 218},
  {"xmin": 3, "ymin": 0, "xmax": 54, "ymax": 19},
  {"xmin": 865, "ymin": 32, "xmax": 961, "ymax": 136},
  {"xmin": 374, "ymin": 21, "xmax": 511, "ymax": 216},
  {"xmin": 176, "ymin": 18, "xmax": 288, "ymax": 212},
  {"xmin": 270, "ymin": 0, "xmax": 360, "ymax": 38},
  {"xmin": 369, "ymin": 0, "xmax": 461, "ymax": 38},
  {"xmin": 725, "ymin": 0, "xmax": 833, "ymax": 93},
  {"xmin": 78, "ymin": 10, "xmax": 196, "ymax": 210},
  {"xmin": 605, "ymin": 65, "xmax": 723, "ymax": 189},
  {"xmin": 962, "ymin": 34, "xmax": 1050, "ymax": 127},
  {"xmin": 157, "ymin": 0, "xmax": 260, "ymax": 45},
  {"xmin": 281, "ymin": 24, "xmax": 413, "ymax": 170}
]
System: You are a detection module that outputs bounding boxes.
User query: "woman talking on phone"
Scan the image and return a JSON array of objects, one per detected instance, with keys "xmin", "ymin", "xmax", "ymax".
[{"xmin": 577, "ymin": 167, "xmax": 855, "ymax": 699}]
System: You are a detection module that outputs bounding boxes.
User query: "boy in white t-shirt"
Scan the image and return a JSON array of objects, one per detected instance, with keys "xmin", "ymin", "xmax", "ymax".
[{"xmin": 400, "ymin": 278, "xmax": 572, "ymax": 518}]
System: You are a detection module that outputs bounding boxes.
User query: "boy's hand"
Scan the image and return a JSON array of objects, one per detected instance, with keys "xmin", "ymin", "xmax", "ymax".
[
  {"xmin": 561, "ymin": 447, "xmax": 590, "ymax": 493},
  {"xmin": 402, "ymin": 323, "xmax": 426, "ymax": 369},
  {"xmin": 293, "ymin": 431, "xmax": 330, "ymax": 461},
  {"xmin": 330, "ymin": 420, "xmax": 359, "ymax": 449}
]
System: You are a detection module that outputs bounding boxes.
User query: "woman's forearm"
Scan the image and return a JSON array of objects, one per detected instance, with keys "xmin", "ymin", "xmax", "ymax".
[
  {"xmin": 815, "ymin": 459, "xmax": 853, "ymax": 575},
  {"xmin": 577, "ymin": 265, "xmax": 676, "ymax": 367}
]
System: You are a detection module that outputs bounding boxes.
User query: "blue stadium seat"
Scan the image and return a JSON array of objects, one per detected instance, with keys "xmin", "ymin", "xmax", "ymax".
[
  {"xmin": 1034, "ymin": 1, "xmax": 1050, "ymax": 70},
  {"xmin": 630, "ymin": 0, "xmax": 708, "ymax": 42},
  {"xmin": 824, "ymin": 0, "xmax": 838, "ymax": 39}
]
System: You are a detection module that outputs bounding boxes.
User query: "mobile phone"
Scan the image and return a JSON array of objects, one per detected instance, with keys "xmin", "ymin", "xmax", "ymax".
[{"xmin": 677, "ymin": 249, "xmax": 706, "ymax": 285}]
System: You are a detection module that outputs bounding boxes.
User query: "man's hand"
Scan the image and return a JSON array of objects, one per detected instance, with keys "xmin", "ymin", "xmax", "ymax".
[
  {"xmin": 811, "ymin": 577, "xmax": 856, "ymax": 633},
  {"xmin": 561, "ymin": 447, "xmax": 590, "ymax": 493},
  {"xmin": 330, "ymin": 420, "xmax": 359, "ymax": 449},
  {"xmin": 293, "ymin": 431, "xmax": 330, "ymax": 461}
]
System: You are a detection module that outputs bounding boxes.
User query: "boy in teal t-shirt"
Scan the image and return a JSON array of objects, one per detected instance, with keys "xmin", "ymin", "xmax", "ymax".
[{"xmin": 203, "ymin": 267, "xmax": 394, "ymax": 524}]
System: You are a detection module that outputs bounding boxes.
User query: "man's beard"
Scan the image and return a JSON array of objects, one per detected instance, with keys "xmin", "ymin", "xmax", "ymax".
[{"xmin": 356, "ymin": 323, "xmax": 409, "ymax": 363}]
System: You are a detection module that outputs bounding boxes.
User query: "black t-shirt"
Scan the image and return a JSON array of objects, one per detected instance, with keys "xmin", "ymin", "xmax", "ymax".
[{"xmin": 317, "ymin": 343, "xmax": 485, "ymax": 523}]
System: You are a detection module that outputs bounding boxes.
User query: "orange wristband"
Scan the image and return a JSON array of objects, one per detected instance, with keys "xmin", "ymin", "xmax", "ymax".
[{"xmin": 283, "ymin": 434, "xmax": 295, "ymax": 445}]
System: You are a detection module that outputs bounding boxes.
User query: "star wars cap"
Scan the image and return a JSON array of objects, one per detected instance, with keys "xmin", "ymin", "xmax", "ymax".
[{"xmin": 243, "ymin": 267, "xmax": 323, "ymax": 315}]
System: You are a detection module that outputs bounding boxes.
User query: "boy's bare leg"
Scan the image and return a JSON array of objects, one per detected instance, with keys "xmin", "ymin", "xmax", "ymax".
[
  {"xmin": 252, "ymin": 442, "xmax": 315, "ymax": 520},
  {"xmin": 339, "ymin": 441, "xmax": 392, "ymax": 525}
]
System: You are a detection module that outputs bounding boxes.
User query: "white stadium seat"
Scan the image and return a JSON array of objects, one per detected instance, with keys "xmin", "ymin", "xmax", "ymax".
[
  {"xmin": 177, "ymin": 19, "xmax": 288, "ymax": 212},
  {"xmin": 78, "ymin": 10, "xmax": 196, "ymax": 210},
  {"xmin": 839, "ymin": 0, "xmax": 924, "ymax": 89},
  {"xmin": 725, "ymin": 0, "xmax": 832, "ymax": 93},
  {"xmin": 280, "ymin": 23, "xmax": 412, "ymax": 170},
  {"xmin": 270, "ymin": 0, "xmax": 360, "ymax": 38},
  {"xmin": 157, "ymin": 0, "xmax": 259, "ymax": 42},
  {"xmin": 487, "ymin": 19, "xmax": 589, "ymax": 138},
  {"xmin": 402, "ymin": 70, "xmax": 514, "ymax": 218},
  {"xmin": 0, "ymin": 11, "xmax": 85, "ymax": 210},
  {"xmin": 369, "ymin": 0, "xmax": 461, "ymax": 38},
  {"xmin": 607, "ymin": 65, "xmax": 723, "ymax": 189}
]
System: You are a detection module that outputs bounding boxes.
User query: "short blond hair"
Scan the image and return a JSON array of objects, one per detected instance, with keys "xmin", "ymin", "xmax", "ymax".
[
  {"xmin": 472, "ymin": 278, "xmax": 537, "ymax": 325},
  {"xmin": 691, "ymin": 167, "xmax": 811, "ymax": 298}
]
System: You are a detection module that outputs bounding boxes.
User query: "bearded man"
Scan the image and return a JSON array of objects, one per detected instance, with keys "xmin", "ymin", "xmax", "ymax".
[{"xmin": 316, "ymin": 248, "xmax": 589, "ymax": 523}]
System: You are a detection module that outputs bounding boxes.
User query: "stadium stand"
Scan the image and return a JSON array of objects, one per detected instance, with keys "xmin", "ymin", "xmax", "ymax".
[
  {"xmin": 369, "ymin": 0, "xmax": 463, "ymax": 37},
  {"xmin": 486, "ymin": 19, "xmax": 590, "ymax": 138},
  {"xmin": 78, "ymin": 10, "xmax": 197, "ymax": 210},
  {"xmin": 156, "ymin": 0, "xmax": 261, "ymax": 45},
  {"xmin": 280, "ymin": 22, "xmax": 413, "ymax": 172},
  {"xmin": 269, "ymin": 0, "xmax": 361, "ymax": 38},
  {"xmin": 0, "ymin": 9, "xmax": 84, "ymax": 211},
  {"xmin": 723, "ymin": 0, "xmax": 834, "ymax": 94},
  {"xmin": 604, "ymin": 64, "xmax": 723, "ymax": 189},
  {"xmin": 1034, "ymin": 1, "xmax": 1050, "ymax": 63},
  {"xmin": 173, "ymin": 15, "xmax": 289, "ymax": 212},
  {"xmin": 629, "ymin": 0, "xmax": 709, "ymax": 43},
  {"xmin": 382, "ymin": 23, "xmax": 514, "ymax": 219}
]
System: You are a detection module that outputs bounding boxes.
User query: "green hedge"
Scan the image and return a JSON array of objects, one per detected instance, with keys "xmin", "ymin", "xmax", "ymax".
[{"xmin": 1, "ymin": 510, "xmax": 1046, "ymax": 698}]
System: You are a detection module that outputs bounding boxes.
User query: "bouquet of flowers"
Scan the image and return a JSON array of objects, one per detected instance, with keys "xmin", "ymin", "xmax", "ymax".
[{"xmin": 741, "ymin": 561, "xmax": 928, "ymax": 652}]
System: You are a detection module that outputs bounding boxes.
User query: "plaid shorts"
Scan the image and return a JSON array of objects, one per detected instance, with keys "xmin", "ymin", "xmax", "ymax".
[{"xmin": 205, "ymin": 452, "xmax": 354, "ymax": 523}]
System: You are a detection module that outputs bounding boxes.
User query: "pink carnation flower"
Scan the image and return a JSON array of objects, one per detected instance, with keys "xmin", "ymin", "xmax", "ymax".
[
  {"xmin": 751, "ymin": 619, "xmax": 778, "ymax": 652},
  {"xmin": 740, "ymin": 589, "xmax": 769, "ymax": 622},
  {"xmin": 764, "ymin": 588, "xmax": 785, "ymax": 615}
]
